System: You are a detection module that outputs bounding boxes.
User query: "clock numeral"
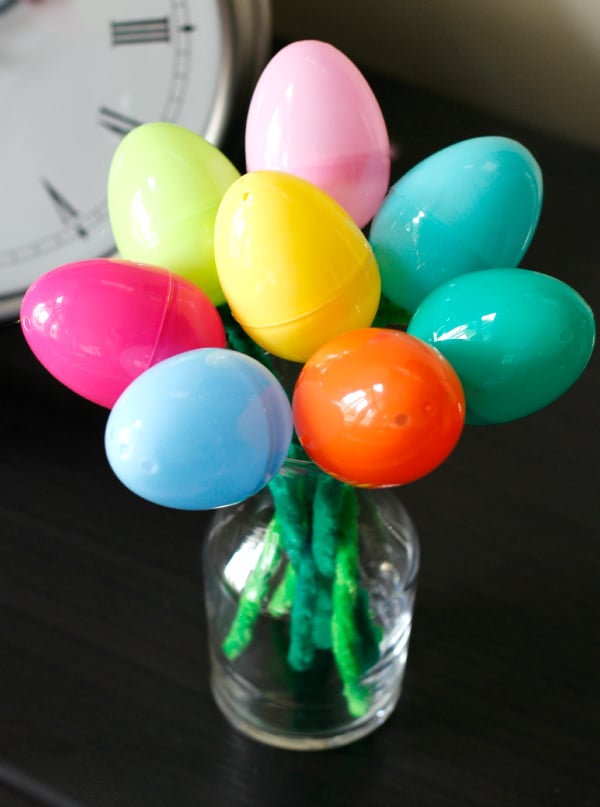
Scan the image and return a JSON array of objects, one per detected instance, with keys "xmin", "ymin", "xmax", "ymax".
[
  {"xmin": 110, "ymin": 17, "xmax": 170, "ymax": 46},
  {"xmin": 98, "ymin": 107, "xmax": 143, "ymax": 137},
  {"xmin": 41, "ymin": 179, "xmax": 88, "ymax": 238}
]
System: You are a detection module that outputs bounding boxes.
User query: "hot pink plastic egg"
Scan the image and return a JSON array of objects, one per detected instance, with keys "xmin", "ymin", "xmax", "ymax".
[
  {"xmin": 245, "ymin": 40, "xmax": 390, "ymax": 229},
  {"xmin": 20, "ymin": 258, "xmax": 226, "ymax": 408}
]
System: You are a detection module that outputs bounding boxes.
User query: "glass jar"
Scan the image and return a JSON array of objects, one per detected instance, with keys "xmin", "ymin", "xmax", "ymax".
[{"xmin": 202, "ymin": 456, "xmax": 420, "ymax": 750}]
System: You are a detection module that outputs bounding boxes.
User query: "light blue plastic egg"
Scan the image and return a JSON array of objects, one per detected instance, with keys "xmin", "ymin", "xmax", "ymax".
[
  {"xmin": 407, "ymin": 268, "xmax": 595, "ymax": 424},
  {"xmin": 104, "ymin": 348, "xmax": 293, "ymax": 510},
  {"xmin": 370, "ymin": 136, "xmax": 543, "ymax": 314}
]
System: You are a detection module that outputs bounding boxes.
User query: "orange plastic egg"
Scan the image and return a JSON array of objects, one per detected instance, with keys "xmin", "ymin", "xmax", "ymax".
[{"xmin": 292, "ymin": 328, "xmax": 466, "ymax": 487}]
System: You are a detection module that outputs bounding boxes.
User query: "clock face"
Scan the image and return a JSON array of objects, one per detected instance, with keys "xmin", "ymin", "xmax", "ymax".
[{"xmin": 0, "ymin": 0, "xmax": 270, "ymax": 321}]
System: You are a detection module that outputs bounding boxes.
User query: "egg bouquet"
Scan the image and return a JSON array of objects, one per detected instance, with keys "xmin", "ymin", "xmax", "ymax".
[{"xmin": 20, "ymin": 41, "xmax": 595, "ymax": 745}]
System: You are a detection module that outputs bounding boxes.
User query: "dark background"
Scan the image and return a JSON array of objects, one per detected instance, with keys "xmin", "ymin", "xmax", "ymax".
[{"xmin": 1, "ymin": 53, "xmax": 599, "ymax": 807}]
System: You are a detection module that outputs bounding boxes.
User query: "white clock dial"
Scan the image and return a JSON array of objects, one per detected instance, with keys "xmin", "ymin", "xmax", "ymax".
[{"xmin": 0, "ymin": 0, "xmax": 270, "ymax": 320}]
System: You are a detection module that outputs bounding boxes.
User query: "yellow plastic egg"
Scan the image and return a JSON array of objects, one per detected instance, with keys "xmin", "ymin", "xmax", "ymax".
[
  {"xmin": 108, "ymin": 122, "xmax": 240, "ymax": 305},
  {"xmin": 214, "ymin": 171, "xmax": 381, "ymax": 362}
]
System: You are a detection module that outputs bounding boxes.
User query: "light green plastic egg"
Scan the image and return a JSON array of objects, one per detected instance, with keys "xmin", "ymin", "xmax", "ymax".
[{"xmin": 108, "ymin": 122, "xmax": 240, "ymax": 305}]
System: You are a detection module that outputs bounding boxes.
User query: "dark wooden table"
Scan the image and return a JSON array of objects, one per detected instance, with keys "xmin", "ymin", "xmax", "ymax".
[{"xmin": 1, "ymin": 65, "xmax": 598, "ymax": 807}]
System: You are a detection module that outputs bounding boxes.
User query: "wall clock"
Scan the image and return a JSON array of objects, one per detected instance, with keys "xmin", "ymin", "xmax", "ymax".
[{"xmin": 0, "ymin": 0, "xmax": 271, "ymax": 321}]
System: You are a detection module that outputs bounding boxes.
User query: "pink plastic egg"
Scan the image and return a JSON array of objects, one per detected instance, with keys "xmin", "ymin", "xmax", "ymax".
[
  {"xmin": 245, "ymin": 40, "xmax": 390, "ymax": 229},
  {"xmin": 20, "ymin": 258, "xmax": 226, "ymax": 408}
]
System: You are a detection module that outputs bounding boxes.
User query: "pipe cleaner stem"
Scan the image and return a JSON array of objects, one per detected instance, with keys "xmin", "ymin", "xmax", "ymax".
[
  {"xmin": 268, "ymin": 447, "xmax": 320, "ymax": 670},
  {"xmin": 222, "ymin": 516, "xmax": 282, "ymax": 660},
  {"xmin": 287, "ymin": 548, "xmax": 318, "ymax": 671},
  {"xmin": 310, "ymin": 472, "xmax": 348, "ymax": 650},
  {"xmin": 312, "ymin": 574, "xmax": 333, "ymax": 650},
  {"xmin": 331, "ymin": 486, "xmax": 372, "ymax": 718},
  {"xmin": 267, "ymin": 447, "xmax": 314, "ymax": 570},
  {"xmin": 267, "ymin": 560, "xmax": 296, "ymax": 616},
  {"xmin": 312, "ymin": 472, "xmax": 346, "ymax": 579}
]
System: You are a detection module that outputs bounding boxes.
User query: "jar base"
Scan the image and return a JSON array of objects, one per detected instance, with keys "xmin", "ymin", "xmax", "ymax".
[{"xmin": 209, "ymin": 659, "xmax": 404, "ymax": 751}]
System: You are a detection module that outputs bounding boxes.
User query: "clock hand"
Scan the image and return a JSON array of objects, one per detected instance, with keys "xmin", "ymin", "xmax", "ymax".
[{"xmin": 41, "ymin": 178, "xmax": 88, "ymax": 238}]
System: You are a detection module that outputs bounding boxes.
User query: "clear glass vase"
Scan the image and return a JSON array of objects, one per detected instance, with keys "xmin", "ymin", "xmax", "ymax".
[{"xmin": 202, "ymin": 456, "xmax": 420, "ymax": 750}]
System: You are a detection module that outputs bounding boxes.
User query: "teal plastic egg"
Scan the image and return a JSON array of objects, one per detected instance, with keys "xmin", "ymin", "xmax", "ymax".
[
  {"xmin": 407, "ymin": 268, "xmax": 595, "ymax": 424},
  {"xmin": 370, "ymin": 136, "xmax": 543, "ymax": 314}
]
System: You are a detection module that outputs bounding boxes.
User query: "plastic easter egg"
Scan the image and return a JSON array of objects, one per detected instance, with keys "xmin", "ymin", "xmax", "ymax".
[
  {"xmin": 370, "ymin": 136, "xmax": 543, "ymax": 314},
  {"xmin": 108, "ymin": 122, "xmax": 240, "ymax": 305},
  {"xmin": 20, "ymin": 258, "xmax": 226, "ymax": 408},
  {"xmin": 245, "ymin": 40, "xmax": 390, "ymax": 229},
  {"xmin": 292, "ymin": 328, "xmax": 465, "ymax": 487},
  {"xmin": 214, "ymin": 170, "xmax": 381, "ymax": 363},
  {"xmin": 105, "ymin": 348, "xmax": 293, "ymax": 510},
  {"xmin": 407, "ymin": 268, "xmax": 595, "ymax": 424}
]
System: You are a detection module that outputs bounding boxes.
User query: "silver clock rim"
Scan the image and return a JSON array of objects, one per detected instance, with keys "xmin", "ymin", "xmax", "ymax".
[
  {"xmin": 204, "ymin": 0, "xmax": 272, "ymax": 148},
  {"xmin": 0, "ymin": 0, "xmax": 272, "ymax": 323}
]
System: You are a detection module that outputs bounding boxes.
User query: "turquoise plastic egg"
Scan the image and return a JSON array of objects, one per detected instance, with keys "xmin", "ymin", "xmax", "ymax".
[
  {"xmin": 370, "ymin": 136, "xmax": 543, "ymax": 314},
  {"xmin": 104, "ymin": 348, "xmax": 293, "ymax": 510},
  {"xmin": 407, "ymin": 268, "xmax": 595, "ymax": 424}
]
